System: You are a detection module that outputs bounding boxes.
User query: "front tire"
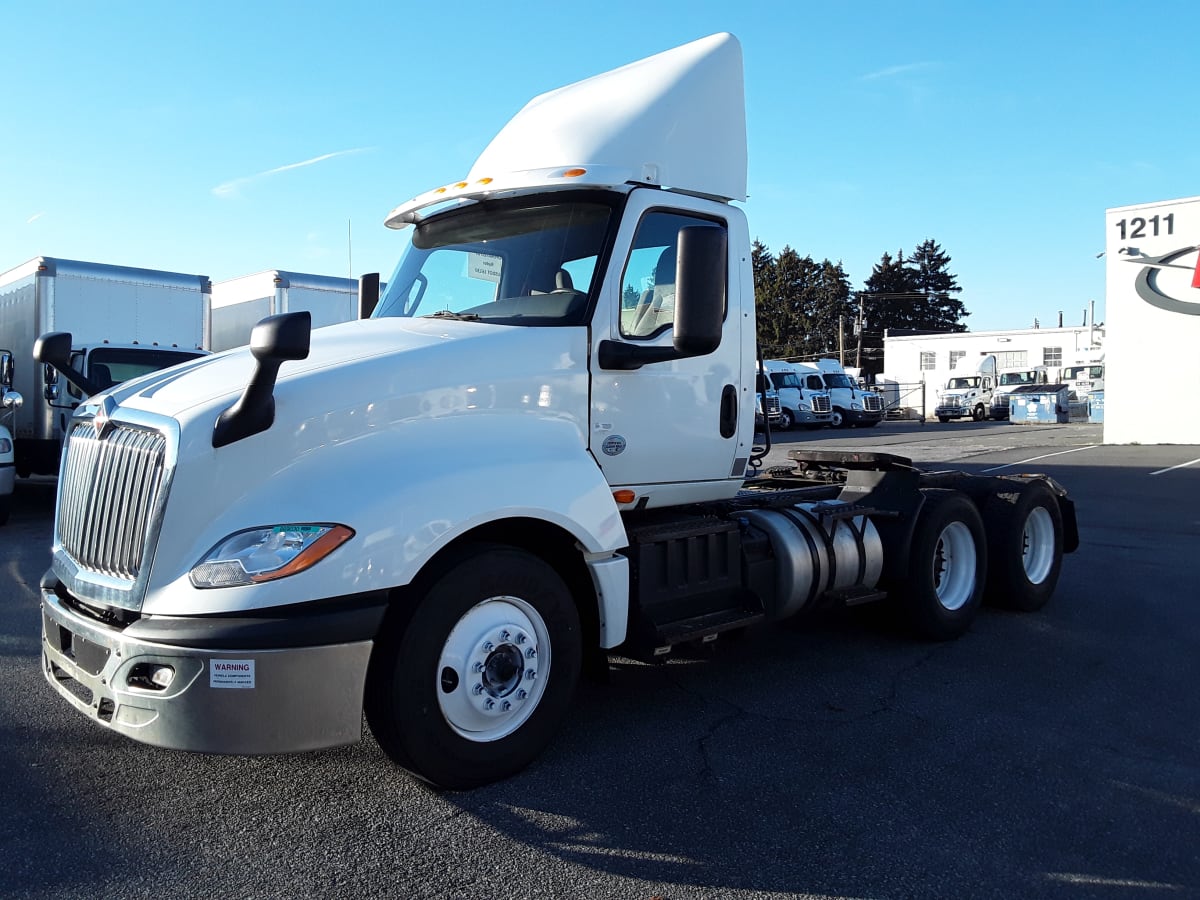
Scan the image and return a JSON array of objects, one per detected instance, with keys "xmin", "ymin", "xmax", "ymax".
[
  {"xmin": 365, "ymin": 544, "xmax": 582, "ymax": 789},
  {"xmin": 778, "ymin": 408, "xmax": 794, "ymax": 430},
  {"xmin": 983, "ymin": 480, "xmax": 1063, "ymax": 611},
  {"xmin": 937, "ymin": 416, "xmax": 951, "ymax": 424},
  {"xmin": 972, "ymin": 405, "xmax": 986, "ymax": 421},
  {"xmin": 830, "ymin": 409, "xmax": 846, "ymax": 428},
  {"xmin": 897, "ymin": 490, "xmax": 987, "ymax": 640}
]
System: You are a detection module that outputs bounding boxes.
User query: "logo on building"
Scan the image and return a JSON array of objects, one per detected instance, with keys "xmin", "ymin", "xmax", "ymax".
[{"xmin": 1127, "ymin": 245, "xmax": 1200, "ymax": 315}]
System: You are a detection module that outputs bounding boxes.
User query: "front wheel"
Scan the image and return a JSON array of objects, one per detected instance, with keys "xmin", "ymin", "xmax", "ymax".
[
  {"xmin": 778, "ymin": 408, "xmax": 794, "ymax": 430},
  {"xmin": 937, "ymin": 416, "xmax": 951, "ymax": 424},
  {"xmin": 830, "ymin": 409, "xmax": 846, "ymax": 428},
  {"xmin": 896, "ymin": 490, "xmax": 987, "ymax": 640},
  {"xmin": 365, "ymin": 544, "xmax": 581, "ymax": 789},
  {"xmin": 972, "ymin": 405, "xmax": 986, "ymax": 421}
]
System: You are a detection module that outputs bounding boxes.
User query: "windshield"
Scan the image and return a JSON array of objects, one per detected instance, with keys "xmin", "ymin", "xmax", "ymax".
[
  {"xmin": 1063, "ymin": 365, "xmax": 1103, "ymax": 380},
  {"xmin": 770, "ymin": 372, "xmax": 803, "ymax": 390},
  {"xmin": 824, "ymin": 373, "xmax": 855, "ymax": 390},
  {"xmin": 373, "ymin": 195, "xmax": 616, "ymax": 326},
  {"xmin": 947, "ymin": 377, "xmax": 979, "ymax": 390},
  {"xmin": 999, "ymin": 372, "xmax": 1034, "ymax": 386}
]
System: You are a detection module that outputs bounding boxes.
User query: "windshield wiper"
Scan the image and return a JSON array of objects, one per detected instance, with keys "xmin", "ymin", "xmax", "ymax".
[{"xmin": 422, "ymin": 310, "xmax": 481, "ymax": 322}]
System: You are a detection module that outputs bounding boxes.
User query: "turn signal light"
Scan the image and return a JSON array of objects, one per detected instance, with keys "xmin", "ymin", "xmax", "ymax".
[{"xmin": 612, "ymin": 490, "xmax": 636, "ymax": 504}]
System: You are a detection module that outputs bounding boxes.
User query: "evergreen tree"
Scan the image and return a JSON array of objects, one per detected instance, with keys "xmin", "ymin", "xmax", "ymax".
[{"xmin": 906, "ymin": 239, "xmax": 968, "ymax": 332}]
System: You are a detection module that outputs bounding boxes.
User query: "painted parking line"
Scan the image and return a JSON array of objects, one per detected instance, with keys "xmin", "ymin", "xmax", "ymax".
[
  {"xmin": 980, "ymin": 445, "xmax": 1101, "ymax": 473},
  {"xmin": 1149, "ymin": 457, "xmax": 1200, "ymax": 477}
]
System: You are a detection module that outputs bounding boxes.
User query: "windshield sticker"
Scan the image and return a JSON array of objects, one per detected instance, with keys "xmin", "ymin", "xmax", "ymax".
[{"xmin": 467, "ymin": 253, "xmax": 502, "ymax": 283}]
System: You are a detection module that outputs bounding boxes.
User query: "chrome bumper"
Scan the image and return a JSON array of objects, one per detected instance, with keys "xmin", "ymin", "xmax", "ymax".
[{"xmin": 41, "ymin": 589, "xmax": 373, "ymax": 754}]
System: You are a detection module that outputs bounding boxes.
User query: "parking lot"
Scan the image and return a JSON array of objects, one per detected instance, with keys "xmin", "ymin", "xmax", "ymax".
[{"xmin": 3, "ymin": 419, "xmax": 1199, "ymax": 899}]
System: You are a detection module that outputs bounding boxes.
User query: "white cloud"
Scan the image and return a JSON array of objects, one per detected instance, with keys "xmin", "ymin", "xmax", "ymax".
[
  {"xmin": 27, "ymin": 212, "xmax": 45, "ymax": 224},
  {"xmin": 212, "ymin": 148, "xmax": 371, "ymax": 198},
  {"xmin": 861, "ymin": 62, "xmax": 938, "ymax": 82}
]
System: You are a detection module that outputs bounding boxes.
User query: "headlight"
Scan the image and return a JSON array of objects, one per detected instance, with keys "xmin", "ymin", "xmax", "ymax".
[
  {"xmin": 0, "ymin": 437, "xmax": 11, "ymax": 454},
  {"xmin": 852, "ymin": 402, "xmax": 863, "ymax": 410},
  {"xmin": 190, "ymin": 524, "xmax": 354, "ymax": 588},
  {"xmin": 799, "ymin": 402, "xmax": 812, "ymax": 411}
]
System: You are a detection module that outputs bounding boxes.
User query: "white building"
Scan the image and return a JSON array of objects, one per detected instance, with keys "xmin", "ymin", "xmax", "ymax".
[
  {"xmin": 1103, "ymin": 195, "xmax": 1200, "ymax": 445},
  {"xmin": 882, "ymin": 324, "xmax": 1104, "ymax": 386}
]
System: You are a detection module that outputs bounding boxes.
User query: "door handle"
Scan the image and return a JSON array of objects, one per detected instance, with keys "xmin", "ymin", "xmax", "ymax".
[{"xmin": 719, "ymin": 384, "xmax": 737, "ymax": 438}]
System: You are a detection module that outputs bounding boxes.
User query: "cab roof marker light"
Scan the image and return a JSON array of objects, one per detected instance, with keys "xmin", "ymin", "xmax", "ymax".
[{"xmin": 561, "ymin": 168, "xmax": 587, "ymax": 177}]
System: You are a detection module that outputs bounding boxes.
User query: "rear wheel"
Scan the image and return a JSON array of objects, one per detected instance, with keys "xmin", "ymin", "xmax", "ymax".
[
  {"xmin": 897, "ymin": 490, "xmax": 986, "ymax": 640},
  {"xmin": 365, "ymin": 544, "xmax": 581, "ymax": 789},
  {"xmin": 983, "ymin": 480, "xmax": 1063, "ymax": 611}
]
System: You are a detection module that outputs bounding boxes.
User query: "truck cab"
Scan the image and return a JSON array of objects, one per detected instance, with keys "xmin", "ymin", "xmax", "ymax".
[
  {"xmin": 1060, "ymin": 359, "xmax": 1104, "ymax": 401},
  {"xmin": 764, "ymin": 359, "xmax": 832, "ymax": 429},
  {"xmin": 800, "ymin": 359, "xmax": 883, "ymax": 427},
  {"xmin": 935, "ymin": 354, "xmax": 997, "ymax": 422}
]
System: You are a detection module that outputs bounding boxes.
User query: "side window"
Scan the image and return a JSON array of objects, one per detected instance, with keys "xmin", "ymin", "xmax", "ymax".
[{"xmin": 619, "ymin": 210, "xmax": 726, "ymax": 339}]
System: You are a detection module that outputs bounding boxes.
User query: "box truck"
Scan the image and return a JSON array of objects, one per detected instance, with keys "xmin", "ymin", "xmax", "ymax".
[
  {"xmin": 0, "ymin": 257, "xmax": 210, "ymax": 476},
  {"xmin": 37, "ymin": 34, "xmax": 1078, "ymax": 789},
  {"xmin": 210, "ymin": 271, "xmax": 361, "ymax": 352}
]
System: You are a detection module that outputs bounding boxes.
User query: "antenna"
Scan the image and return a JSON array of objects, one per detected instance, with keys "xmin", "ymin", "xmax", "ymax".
[{"xmin": 347, "ymin": 219, "xmax": 353, "ymax": 286}]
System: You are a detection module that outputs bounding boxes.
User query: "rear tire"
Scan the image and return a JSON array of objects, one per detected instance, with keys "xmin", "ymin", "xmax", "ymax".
[
  {"xmin": 982, "ymin": 480, "xmax": 1063, "ymax": 611},
  {"xmin": 897, "ymin": 490, "xmax": 986, "ymax": 640},
  {"xmin": 365, "ymin": 544, "xmax": 581, "ymax": 790}
]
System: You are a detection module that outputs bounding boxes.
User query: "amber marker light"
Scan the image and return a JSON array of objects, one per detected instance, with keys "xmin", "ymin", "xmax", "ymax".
[
  {"xmin": 612, "ymin": 490, "xmax": 637, "ymax": 504},
  {"xmin": 562, "ymin": 168, "xmax": 587, "ymax": 177},
  {"xmin": 476, "ymin": 177, "xmax": 493, "ymax": 185},
  {"xmin": 249, "ymin": 525, "xmax": 355, "ymax": 583}
]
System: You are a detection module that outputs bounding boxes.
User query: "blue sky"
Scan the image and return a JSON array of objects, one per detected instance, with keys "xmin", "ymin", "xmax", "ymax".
[{"xmin": 3, "ymin": 1, "xmax": 1196, "ymax": 331}]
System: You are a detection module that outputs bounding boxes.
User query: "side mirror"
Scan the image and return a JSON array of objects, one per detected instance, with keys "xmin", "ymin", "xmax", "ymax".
[
  {"xmin": 358, "ymin": 272, "xmax": 381, "ymax": 319},
  {"xmin": 673, "ymin": 225, "xmax": 726, "ymax": 358},
  {"xmin": 34, "ymin": 331, "xmax": 104, "ymax": 398},
  {"xmin": 1, "ymin": 390, "xmax": 23, "ymax": 411},
  {"xmin": 0, "ymin": 350, "xmax": 12, "ymax": 389},
  {"xmin": 214, "ymin": 311, "xmax": 312, "ymax": 448}
]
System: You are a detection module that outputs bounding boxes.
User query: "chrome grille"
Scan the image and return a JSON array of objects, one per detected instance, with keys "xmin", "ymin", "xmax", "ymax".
[
  {"xmin": 863, "ymin": 394, "xmax": 883, "ymax": 412},
  {"xmin": 765, "ymin": 396, "xmax": 781, "ymax": 415},
  {"xmin": 812, "ymin": 395, "xmax": 831, "ymax": 413},
  {"xmin": 58, "ymin": 422, "xmax": 167, "ymax": 581}
]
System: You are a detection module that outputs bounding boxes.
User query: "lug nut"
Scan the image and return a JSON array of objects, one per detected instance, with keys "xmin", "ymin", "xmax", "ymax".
[
  {"xmin": 500, "ymin": 630, "xmax": 510, "ymax": 641},
  {"xmin": 472, "ymin": 683, "xmax": 484, "ymax": 695},
  {"xmin": 502, "ymin": 701, "xmax": 512, "ymax": 711},
  {"xmin": 483, "ymin": 641, "xmax": 494, "ymax": 652},
  {"xmin": 472, "ymin": 661, "xmax": 484, "ymax": 673},
  {"xmin": 525, "ymin": 647, "xmax": 536, "ymax": 659},
  {"xmin": 525, "ymin": 669, "xmax": 536, "ymax": 681},
  {"xmin": 485, "ymin": 699, "xmax": 495, "ymax": 710},
  {"xmin": 517, "ymin": 689, "xmax": 528, "ymax": 700}
]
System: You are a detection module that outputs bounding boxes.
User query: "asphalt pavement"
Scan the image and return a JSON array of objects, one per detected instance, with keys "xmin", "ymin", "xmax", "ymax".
[{"xmin": 2, "ymin": 420, "xmax": 1198, "ymax": 899}]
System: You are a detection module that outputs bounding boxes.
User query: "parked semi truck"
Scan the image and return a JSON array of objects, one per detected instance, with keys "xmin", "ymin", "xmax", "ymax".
[
  {"xmin": 0, "ymin": 257, "xmax": 211, "ymax": 476},
  {"xmin": 796, "ymin": 359, "xmax": 884, "ymax": 427},
  {"xmin": 1060, "ymin": 353, "xmax": 1104, "ymax": 402},
  {"xmin": 210, "ymin": 270, "xmax": 363, "ymax": 352},
  {"xmin": 38, "ymin": 34, "xmax": 1078, "ymax": 790},
  {"xmin": 989, "ymin": 365, "xmax": 1048, "ymax": 420},
  {"xmin": 764, "ymin": 359, "xmax": 832, "ymax": 429},
  {"xmin": 935, "ymin": 354, "xmax": 998, "ymax": 422}
]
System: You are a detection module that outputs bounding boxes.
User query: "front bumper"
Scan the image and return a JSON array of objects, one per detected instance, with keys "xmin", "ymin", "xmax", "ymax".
[
  {"xmin": 40, "ymin": 578, "xmax": 386, "ymax": 755},
  {"xmin": 935, "ymin": 405, "xmax": 969, "ymax": 419},
  {"xmin": 845, "ymin": 408, "xmax": 884, "ymax": 425},
  {"xmin": 793, "ymin": 409, "xmax": 832, "ymax": 425},
  {"xmin": 0, "ymin": 462, "xmax": 13, "ymax": 498}
]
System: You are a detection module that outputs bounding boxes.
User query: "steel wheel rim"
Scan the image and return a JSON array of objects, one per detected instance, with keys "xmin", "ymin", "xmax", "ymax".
[
  {"xmin": 932, "ymin": 521, "xmax": 976, "ymax": 611},
  {"xmin": 437, "ymin": 596, "xmax": 550, "ymax": 742},
  {"xmin": 1022, "ymin": 506, "xmax": 1056, "ymax": 584}
]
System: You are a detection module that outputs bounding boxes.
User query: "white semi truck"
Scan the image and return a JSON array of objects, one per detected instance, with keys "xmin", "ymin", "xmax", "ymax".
[
  {"xmin": 0, "ymin": 257, "xmax": 211, "ymax": 476},
  {"xmin": 764, "ymin": 359, "xmax": 832, "ymax": 429},
  {"xmin": 934, "ymin": 354, "xmax": 998, "ymax": 422},
  {"xmin": 37, "ymin": 35, "xmax": 1078, "ymax": 790},
  {"xmin": 798, "ymin": 359, "xmax": 884, "ymax": 427}
]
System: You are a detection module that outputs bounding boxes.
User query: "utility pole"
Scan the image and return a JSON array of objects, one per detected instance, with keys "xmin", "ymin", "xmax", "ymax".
[
  {"xmin": 838, "ymin": 315, "xmax": 845, "ymax": 365},
  {"xmin": 855, "ymin": 292, "xmax": 865, "ymax": 369}
]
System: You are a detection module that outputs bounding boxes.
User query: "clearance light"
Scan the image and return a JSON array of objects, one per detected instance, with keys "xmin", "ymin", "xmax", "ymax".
[
  {"xmin": 190, "ymin": 524, "xmax": 354, "ymax": 588},
  {"xmin": 434, "ymin": 187, "xmax": 448, "ymax": 194},
  {"xmin": 454, "ymin": 181, "xmax": 468, "ymax": 188},
  {"xmin": 562, "ymin": 168, "xmax": 587, "ymax": 178},
  {"xmin": 613, "ymin": 490, "xmax": 637, "ymax": 504},
  {"xmin": 476, "ymin": 177, "xmax": 493, "ymax": 185}
]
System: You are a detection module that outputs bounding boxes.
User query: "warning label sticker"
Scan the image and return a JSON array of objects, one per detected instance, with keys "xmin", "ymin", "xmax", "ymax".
[{"xmin": 210, "ymin": 659, "xmax": 256, "ymax": 689}]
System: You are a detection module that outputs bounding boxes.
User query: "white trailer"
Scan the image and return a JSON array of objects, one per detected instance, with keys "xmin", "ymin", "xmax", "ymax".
[
  {"xmin": 38, "ymin": 35, "xmax": 1079, "ymax": 790},
  {"xmin": 210, "ymin": 271, "xmax": 360, "ymax": 352},
  {"xmin": 0, "ymin": 257, "xmax": 210, "ymax": 476}
]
